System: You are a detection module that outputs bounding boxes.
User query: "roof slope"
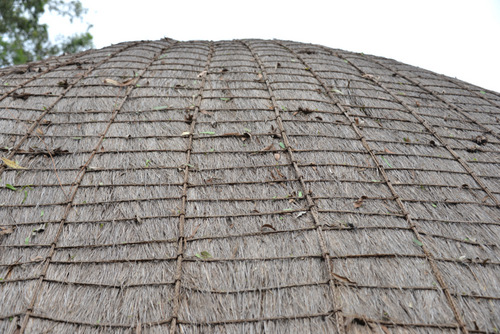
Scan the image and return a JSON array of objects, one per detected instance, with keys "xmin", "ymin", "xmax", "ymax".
[{"xmin": 0, "ymin": 38, "xmax": 499, "ymax": 333}]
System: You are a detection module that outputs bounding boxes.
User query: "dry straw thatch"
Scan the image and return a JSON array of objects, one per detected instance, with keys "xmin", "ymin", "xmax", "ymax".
[{"xmin": 0, "ymin": 37, "xmax": 499, "ymax": 333}]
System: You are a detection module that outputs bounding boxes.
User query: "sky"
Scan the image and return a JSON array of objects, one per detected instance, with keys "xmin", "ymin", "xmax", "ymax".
[{"xmin": 42, "ymin": 0, "xmax": 500, "ymax": 93}]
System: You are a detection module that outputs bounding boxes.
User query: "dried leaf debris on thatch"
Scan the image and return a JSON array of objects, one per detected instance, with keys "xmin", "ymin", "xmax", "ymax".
[{"xmin": 0, "ymin": 37, "xmax": 499, "ymax": 333}]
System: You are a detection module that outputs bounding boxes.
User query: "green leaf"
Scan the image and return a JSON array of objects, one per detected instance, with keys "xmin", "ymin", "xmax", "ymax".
[
  {"xmin": 413, "ymin": 239, "xmax": 423, "ymax": 247},
  {"xmin": 431, "ymin": 203, "xmax": 437, "ymax": 208},
  {"xmin": 279, "ymin": 142, "xmax": 285, "ymax": 149},
  {"xmin": 220, "ymin": 97, "xmax": 231, "ymax": 102},
  {"xmin": 298, "ymin": 191, "xmax": 303, "ymax": 197},
  {"xmin": 25, "ymin": 237, "xmax": 30, "ymax": 245},
  {"xmin": 331, "ymin": 89, "xmax": 343, "ymax": 95},
  {"xmin": 200, "ymin": 251, "xmax": 211, "ymax": 258},
  {"xmin": 381, "ymin": 156, "xmax": 392, "ymax": 168},
  {"xmin": 22, "ymin": 189, "xmax": 28, "ymax": 204},
  {"xmin": 6, "ymin": 184, "xmax": 17, "ymax": 191},
  {"xmin": 153, "ymin": 106, "xmax": 169, "ymax": 110},
  {"xmin": 195, "ymin": 251, "xmax": 212, "ymax": 259},
  {"xmin": 40, "ymin": 210, "xmax": 44, "ymax": 217},
  {"xmin": 480, "ymin": 90, "xmax": 486, "ymax": 94},
  {"xmin": 199, "ymin": 131, "xmax": 215, "ymax": 135}
]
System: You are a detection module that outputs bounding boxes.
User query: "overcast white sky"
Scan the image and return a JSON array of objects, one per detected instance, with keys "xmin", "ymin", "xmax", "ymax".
[{"xmin": 42, "ymin": 0, "xmax": 500, "ymax": 92}]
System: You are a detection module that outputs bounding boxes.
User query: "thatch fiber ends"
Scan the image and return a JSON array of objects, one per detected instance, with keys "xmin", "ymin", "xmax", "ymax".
[{"xmin": 0, "ymin": 37, "xmax": 499, "ymax": 333}]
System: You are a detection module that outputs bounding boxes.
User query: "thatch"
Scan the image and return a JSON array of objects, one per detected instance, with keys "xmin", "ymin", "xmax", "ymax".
[{"xmin": 0, "ymin": 37, "xmax": 499, "ymax": 333}]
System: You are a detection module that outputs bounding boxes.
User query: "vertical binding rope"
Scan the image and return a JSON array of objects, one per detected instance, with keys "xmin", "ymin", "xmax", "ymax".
[
  {"xmin": 18, "ymin": 40, "xmax": 177, "ymax": 334},
  {"xmin": 241, "ymin": 40, "xmax": 345, "ymax": 334},
  {"xmin": 0, "ymin": 42, "xmax": 141, "ymax": 177},
  {"xmin": 274, "ymin": 41, "xmax": 469, "ymax": 334},
  {"xmin": 368, "ymin": 56, "xmax": 500, "ymax": 141},
  {"xmin": 169, "ymin": 41, "xmax": 214, "ymax": 334},
  {"xmin": 332, "ymin": 51, "xmax": 499, "ymax": 208}
]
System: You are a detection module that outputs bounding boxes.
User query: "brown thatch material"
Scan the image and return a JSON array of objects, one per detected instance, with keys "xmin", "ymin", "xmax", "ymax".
[{"xmin": 0, "ymin": 37, "xmax": 499, "ymax": 333}]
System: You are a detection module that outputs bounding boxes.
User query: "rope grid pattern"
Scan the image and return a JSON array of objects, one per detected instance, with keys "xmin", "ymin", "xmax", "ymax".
[
  {"xmin": 168, "ymin": 41, "xmax": 214, "ymax": 334},
  {"xmin": 274, "ymin": 40, "xmax": 471, "ymax": 334},
  {"xmin": 331, "ymin": 51, "xmax": 499, "ymax": 207},
  {"xmin": 240, "ymin": 40, "xmax": 347, "ymax": 334},
  {"xmin": 367, "ymin": 56, "xmax": 500, "ymax": 140},
  {"xmin": 15, "ymin": 41, "xmax": 178, "ymax": 333},
  {"xmin": 1, "ymin": 39, "xmax": 499, "ymax": 333}
]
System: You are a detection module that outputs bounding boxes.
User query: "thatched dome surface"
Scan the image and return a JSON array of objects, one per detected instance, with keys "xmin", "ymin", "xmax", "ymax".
[{"xmin": 0, "ymin": 38, "xmax": 499, "ymax": 333}]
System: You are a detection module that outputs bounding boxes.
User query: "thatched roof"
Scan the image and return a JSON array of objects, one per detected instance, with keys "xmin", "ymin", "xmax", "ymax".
[{"xmin": 0, "ymin": 37, "xmax": 499, "ymax": 333}]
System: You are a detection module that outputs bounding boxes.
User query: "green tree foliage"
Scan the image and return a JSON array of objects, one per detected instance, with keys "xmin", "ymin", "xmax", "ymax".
[{"xmin": 0, "ymin": 0, "xmax": 93, "ymax": 66}]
